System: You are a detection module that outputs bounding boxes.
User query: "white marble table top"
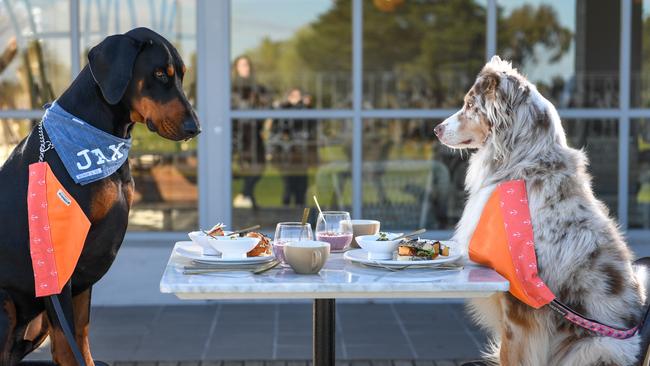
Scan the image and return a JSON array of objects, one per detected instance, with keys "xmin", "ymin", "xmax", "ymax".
[{"xmin": 160, "ymin": 242, "xmax": 509, "ymax": 300}]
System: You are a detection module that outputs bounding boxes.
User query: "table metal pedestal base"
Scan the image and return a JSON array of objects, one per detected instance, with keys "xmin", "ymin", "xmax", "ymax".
[{"xmin": 313, "ymin": 298, "xmax": 335, "ymax": 366}]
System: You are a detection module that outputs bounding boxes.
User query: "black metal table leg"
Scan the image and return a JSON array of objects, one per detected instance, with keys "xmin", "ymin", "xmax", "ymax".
[{"xmin": 313, "ymin": 298, "xmax": 335, "ymax": 366}]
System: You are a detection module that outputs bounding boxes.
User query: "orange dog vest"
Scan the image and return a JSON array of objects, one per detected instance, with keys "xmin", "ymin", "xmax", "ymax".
[
  {"xmin": 468, "ymin": 180, "xmax": 641, "ymax": 339},
  {"xmin": 28, "ymin": 162, "xmax": 90, "ymax": 297},
  {"xmin": 469, "ymin": 179, "xmax": 555, "ymax": 308}
]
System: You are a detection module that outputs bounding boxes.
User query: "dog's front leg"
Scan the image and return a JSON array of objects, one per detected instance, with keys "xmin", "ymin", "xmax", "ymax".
[
  {"xmin": 0, "ymin": 290, "xmax": 17, "ymax": 366},
  {"xmin": 45, "ymin": 284, "xmax": 94, "ymax": 366},
  {"xmin": 498, "ymin": 294, "xmax": 548, "ymax": 366},
  {"xmin": 71, "ymin": 288, "xmax": 93, "ymax": 366}
]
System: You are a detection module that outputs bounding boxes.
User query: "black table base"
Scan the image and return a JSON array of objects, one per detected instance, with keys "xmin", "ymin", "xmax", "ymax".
[{"xmin": 313, "ymin": 298, "xmax": 335, "ymax": 366}]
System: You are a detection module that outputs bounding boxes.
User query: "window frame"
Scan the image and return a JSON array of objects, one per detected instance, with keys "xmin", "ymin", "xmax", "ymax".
[{"xmin": 1, "ymin": 0, "xmax": 649, "ymax": 245}]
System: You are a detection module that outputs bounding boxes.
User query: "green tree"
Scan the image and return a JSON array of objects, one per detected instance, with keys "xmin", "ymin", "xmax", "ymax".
[{"xmin": 239, "ymin": 0, "xmax": 572, "ymax": 108}]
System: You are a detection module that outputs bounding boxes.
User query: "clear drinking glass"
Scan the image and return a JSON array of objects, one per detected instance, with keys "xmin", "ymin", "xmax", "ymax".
[
  {"xmin": 273, "ymin": 222, "xmax": 313, "ymax": 263},
  {"xmin": 315, "ymin": 211, "xmax": 353, "ymax": 251}
]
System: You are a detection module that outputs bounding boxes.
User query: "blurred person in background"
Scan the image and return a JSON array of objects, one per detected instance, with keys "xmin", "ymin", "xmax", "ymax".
[
  {"xmin": 232, "ymin": 55, "xmax": 269, "ymax": 210},
  {"xmin": 268, "ymin": 88, "xmax": 318, "ymax": 207}
]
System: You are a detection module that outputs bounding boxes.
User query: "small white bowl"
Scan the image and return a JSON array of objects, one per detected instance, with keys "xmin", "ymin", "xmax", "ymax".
[
  {"xmin": 355, "ymin": 233, "xmax": 403, "ymax": 260},
  {"xmin": 188, "ymin": 231, "xmax": 233, "ymax": 256},
  {"xmin": 208, "ymin": 235, "xmax": 261, "ymax": 259}
]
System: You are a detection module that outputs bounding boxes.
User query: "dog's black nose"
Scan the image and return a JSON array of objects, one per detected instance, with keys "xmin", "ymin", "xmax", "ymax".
[
  {"xmin": 434, "ymin": 124, "xmax": 445, "ymax": 137},
  {"xmin": 183, "ymin": 118, "xmax": 201, "ymax": 137}
]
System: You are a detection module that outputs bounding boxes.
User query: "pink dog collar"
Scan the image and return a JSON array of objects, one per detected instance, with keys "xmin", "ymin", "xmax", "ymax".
[{"xmin": 548, "ymin": 300, "xmax": 640, "ymax": 339}]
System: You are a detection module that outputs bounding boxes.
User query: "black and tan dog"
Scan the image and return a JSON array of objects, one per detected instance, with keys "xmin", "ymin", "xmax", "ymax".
[{"xmin": 0, "ymin": 27, "xmax": 200, "ymax": 365}]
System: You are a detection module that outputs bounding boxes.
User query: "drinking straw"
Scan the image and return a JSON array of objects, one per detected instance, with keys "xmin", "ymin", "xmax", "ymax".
[
  {"xmin": 313, "ymin": 195, "xmax": 327, "ymax": 225},
  {"xmin": 300, "ymin": 207, "xmax": 310, "ymax": 240}
]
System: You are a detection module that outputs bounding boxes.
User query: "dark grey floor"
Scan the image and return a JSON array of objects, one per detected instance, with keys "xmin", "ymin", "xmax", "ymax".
[{"xmin": 28, "ymin": 303, "xmax": 489, "ymax": 363}]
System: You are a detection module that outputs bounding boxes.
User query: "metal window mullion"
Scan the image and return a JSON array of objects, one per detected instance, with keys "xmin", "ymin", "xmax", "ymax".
[
  {"xmin": 230, "ymin": 110, "xmax": 355, "ymax": 120},
  {"xmin": 486, "ymin": 0, "xmax": 497, "ymax": 61},
  {"xmin": 629, "ymin": 109, "xmax": 650, "ymax": 118},
  {"xmin": 618, "ymin": 0, "xmax": 631, "ymax": 229},
  {"xmin": 0, "ymin": 110, "xmax": 44, "ymax": 119},
  {"xmin": 70, "ymin": 0, "xmax": 81, "ymax": 77},
  {"xmin": 230, "ymin": 108, "xmax": 630, "ymax": 120},
  {"xmin": 197, "ymin": 0, "xmax": 231, "ymax": 228},
  {"xmin": 352, "ymin": 0, "xmax": 362, "ymax": 219}
]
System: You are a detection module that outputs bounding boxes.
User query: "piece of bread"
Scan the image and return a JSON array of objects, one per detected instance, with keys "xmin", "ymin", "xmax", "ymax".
[
  {"xmin": 246, "ymin": 232, "xmax": 272, "ymax": 257},
  {"xmin": 397, "ymin": 239, "xmax": 448, "ymax": 259}
]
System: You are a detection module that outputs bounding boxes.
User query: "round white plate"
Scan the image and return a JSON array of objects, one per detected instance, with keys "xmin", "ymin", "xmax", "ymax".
[
  {"xmin": 343, "ymin": 241, "xmax": 461, "ymax": 268},
  {"xmin": 174, "ymin": 241, "xmax": 274, "ymax": 264}
]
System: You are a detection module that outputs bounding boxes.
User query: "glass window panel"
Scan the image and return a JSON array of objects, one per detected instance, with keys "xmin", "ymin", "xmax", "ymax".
[
  {"xmin": 632, "ymin": 0, "xmax": 650, "ymax": 107},
  {"xmin": 0, "ymin": 119, "xmax": 32, "ymax": 164},
  {"xmin": 0, "ymin": 0, "xmax": 71, "ymax": 109},
  {"xmin": 563, "ymin": 119, "xmax": 618, "ymax": 215},
  {"xmin": 498, "ymin": 0, "xmax": 619, "ymax": 108},
  {"xmin": 79, "ymin": 0, "xmax": 197, "ymax": 104},
  {"xmin": 362, "ymin": 119, "xmax": 467, "ymax": 230},
  {"xmin": 630, "ymin": 119, "xmax": 650, "ymax": 228},
  {"xmin": 78, "ymin": 0, "xmax": 198, "ymax": 232},
  {"xmin": 231, "ymin": 0, "xmax": 351, "ymax": 109},
  {"xmin": 232, "ymin": 118, "xmax": 352, "ymax": 231},
  {"xmin": 363, "ymin": 0, "xmax": 487, "ymax": 109},
  {"xmin": 127, "ymin": 127, "xmax": 198, "ymax": 232},
  {"xmin": 363, "ymin": 118, "xmax": 618, "ymax": 231}
]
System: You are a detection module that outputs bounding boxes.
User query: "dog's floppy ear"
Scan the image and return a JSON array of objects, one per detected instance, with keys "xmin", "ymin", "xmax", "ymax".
[{"xmin": 88, "ymin": 35, "xmax": 143, "ymax": 105}]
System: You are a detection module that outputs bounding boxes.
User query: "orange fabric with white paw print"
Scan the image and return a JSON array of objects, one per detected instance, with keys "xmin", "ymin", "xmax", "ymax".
[
  {"xmin": 468, "ymin": 180, "xmax": 555, "ymax": 309},
  {"xmin": 28, "ymin": 162, "xmax": 90, "ymax": 297}
]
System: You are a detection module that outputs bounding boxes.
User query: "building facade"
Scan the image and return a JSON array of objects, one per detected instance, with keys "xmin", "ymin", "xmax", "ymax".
[{"xmin": 0, "ymin": 0, "xmax": 649, "ymax": 243}]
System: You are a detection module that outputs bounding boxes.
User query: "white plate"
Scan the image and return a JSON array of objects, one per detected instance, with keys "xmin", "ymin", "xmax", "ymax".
[
  {"xmin": 343, "ymin": 240, "xmax": 461, "ymax": 268},
  {"xmin": 174, "ymin": 241, "xmax": 274, "ymax": 264}
]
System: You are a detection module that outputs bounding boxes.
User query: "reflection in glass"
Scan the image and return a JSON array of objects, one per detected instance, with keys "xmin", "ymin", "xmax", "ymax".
[
  {"xmin": 0, "ymin": 0, "xmax": 71, "ymax": 109},
  {"xmin": 79, "ymin": 0, "xmax": 197, "ymax": 104},
  {"xmin": 233, "ymin": 119, "xmax": 352, "ymax": 231},
  {"xmin": 632, "ymin": 0, "xmax": 650, "ymax": 107},
  {"xmin": 363, "ymin": 0, "xmax": 487, "ymax": 109},
  {"xmin": 0, "ymin": 119, "xmax": 32, "ymax": 164},
  {"xmin": 78, "ymin": 0, "xmax": 198, "ymax": 231},
  {"xmin": 562, "ymin": 119, "xmax": 619, "ymax": 214},
  {"xmin": 230, "ymin": 0, "xmax": 351, "ymax": 109},
  {"xmin": 630, "ymin": 119, "xmax": 650, "ymax": 228},
  {"xmin": 127, "ymin": 126, "xmax": 197, "ymax": 231},
  {"xmin": 362, "ymin": 119, "xmax": 467, "ymax": 231},
  {"xmin": 498, "ymin": 0, "xmax": 619, "ymax": 108},
  {"xmin": 362, "ymin": 118, "xmax": 618, "ymax": 231}
]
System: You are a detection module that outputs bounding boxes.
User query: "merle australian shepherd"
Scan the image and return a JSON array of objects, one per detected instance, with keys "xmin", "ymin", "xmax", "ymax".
[{"xmin": 435, "ymin": 56, "xmax": 644, "ymax": 365}]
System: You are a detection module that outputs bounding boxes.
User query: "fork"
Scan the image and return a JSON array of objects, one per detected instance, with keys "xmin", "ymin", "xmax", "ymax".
[
  {"xmin": 183, "ymin": 260, "xmax": 280, "ymax": 275},
  {"xmin": 360, "ymin": 262, "xmax": 464, "ymax": 272}
]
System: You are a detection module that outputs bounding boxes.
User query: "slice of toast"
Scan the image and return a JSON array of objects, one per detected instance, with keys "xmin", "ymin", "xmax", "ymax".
[{"xmin": 397, "ymin": 239, "xmax": 448, "ymax": 259}]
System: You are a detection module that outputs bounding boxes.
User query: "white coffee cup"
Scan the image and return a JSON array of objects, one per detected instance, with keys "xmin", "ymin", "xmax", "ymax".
[{"xmin": 284, "ymin": 240, "xmax": 330, "ymax": 274}]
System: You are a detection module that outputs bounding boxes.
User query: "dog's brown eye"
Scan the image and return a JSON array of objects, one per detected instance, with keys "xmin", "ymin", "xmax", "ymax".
[{"xmin": 154, "ymin": 70, "xmax": 166, "ymax": 80}]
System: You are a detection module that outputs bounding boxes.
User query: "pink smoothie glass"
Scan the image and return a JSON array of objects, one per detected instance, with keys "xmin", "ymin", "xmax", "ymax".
[
  {"xmin": 315, "ymin": 211, "xmax": 353, "ymax": 251},
  {"xmin": 273, "ymin": 222, "xmax": 313, "ymax": 264}
]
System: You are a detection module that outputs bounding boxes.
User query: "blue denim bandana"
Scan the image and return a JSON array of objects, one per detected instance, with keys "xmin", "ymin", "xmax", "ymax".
[{"xmin": 42, "ymin": 102, "xmax": 132, "ymax": 185}]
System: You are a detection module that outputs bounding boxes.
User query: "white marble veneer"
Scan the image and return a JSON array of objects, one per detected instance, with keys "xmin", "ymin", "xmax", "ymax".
[{"xmin": 160, "ymin": 243, "xmax": 509, "ymax": 300}]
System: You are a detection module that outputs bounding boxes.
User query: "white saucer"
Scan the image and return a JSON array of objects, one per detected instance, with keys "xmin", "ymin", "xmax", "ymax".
[
  {"xmin": 174, "ymin": 241, "xmax": 274, "ymax": 264},
  {"xmin": 343, "ymin": 241, "xmax": 461, "ymax": 269}
]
